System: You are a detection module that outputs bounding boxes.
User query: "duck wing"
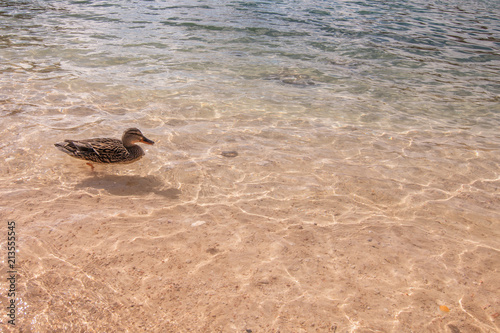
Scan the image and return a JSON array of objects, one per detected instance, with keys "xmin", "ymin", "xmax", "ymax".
[{"xmin": 55, "ymin": 138, "xmax": 129, "ymax": 163}]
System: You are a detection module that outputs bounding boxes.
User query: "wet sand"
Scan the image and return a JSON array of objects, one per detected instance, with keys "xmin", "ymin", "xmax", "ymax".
[{"xmin": 1, "ymin": 121, "xmax": 499, "ymax": 332}]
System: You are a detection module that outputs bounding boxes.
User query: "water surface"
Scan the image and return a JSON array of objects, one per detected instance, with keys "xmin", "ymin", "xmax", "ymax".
[{"xmin": 1, "ymin": 0, "xmax": 499, "ymax": 332}]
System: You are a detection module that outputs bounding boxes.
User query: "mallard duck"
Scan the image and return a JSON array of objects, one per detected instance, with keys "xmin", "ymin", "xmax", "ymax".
[{"xmin": 55, "ymin": 128, "xmax": 154, "ymax": 170}]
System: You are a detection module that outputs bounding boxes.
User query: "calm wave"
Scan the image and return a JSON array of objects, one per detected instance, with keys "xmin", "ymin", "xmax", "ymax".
[{"xmin": 2, "ymin": 0, "xmax": 499, "ymax": 125}]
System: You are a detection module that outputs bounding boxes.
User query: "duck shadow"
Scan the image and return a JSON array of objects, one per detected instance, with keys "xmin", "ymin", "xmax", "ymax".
[{"xmin": 76, "ymin": 174, "xmax": 181, "ymax": 199}]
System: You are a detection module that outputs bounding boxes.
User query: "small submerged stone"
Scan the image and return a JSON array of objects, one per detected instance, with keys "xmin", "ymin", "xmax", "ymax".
[
  {"xmin": 279, "ymin": 74, "xmax": 316, "ymax": 86},
  {"xmin": 191, "ymin": 220, "xmax": 206, "ymax": 227},
  {"xmin": 439, "ymin": 305, "xmax": 450, "ymax": 313},
  {"xmin": 263, "ymin": 68, "xmax": 317, "ymax": 86},
  {"xmin": 221, "ymin": 151, "xmax": 238, "ymax": 158}
]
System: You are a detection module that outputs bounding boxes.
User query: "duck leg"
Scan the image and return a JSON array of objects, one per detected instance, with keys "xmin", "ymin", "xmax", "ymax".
[{"xmin": 86, "ymin": 162, "xmax": 95, "ymax": 171}]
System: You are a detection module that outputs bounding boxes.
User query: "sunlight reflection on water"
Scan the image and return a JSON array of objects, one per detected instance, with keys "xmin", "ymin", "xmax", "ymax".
[{"xmin": 1, "ymin": 0, "xmax": 499, "ymax": 331}]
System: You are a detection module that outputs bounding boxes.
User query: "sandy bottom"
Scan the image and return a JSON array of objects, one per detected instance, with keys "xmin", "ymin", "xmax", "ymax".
[{"xmin": 1, "ymin": 122, "xmax": 499, "ymax": 332}]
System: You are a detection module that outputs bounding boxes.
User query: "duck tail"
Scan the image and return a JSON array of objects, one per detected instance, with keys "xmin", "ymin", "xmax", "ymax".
[{"xmin": 54, "ymin": 141, "xmax": 73, "ymax": 155}]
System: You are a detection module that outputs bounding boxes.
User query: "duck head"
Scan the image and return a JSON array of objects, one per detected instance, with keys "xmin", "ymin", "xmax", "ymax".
[{"xmin": 122, "ymin": 128, "xmax": 155, "ymax": 147}]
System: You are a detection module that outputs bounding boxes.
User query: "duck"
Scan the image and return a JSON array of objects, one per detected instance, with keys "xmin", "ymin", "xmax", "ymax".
[{"xmin": 55, "ymin": 128, "xmax": 154, "ymax": 170}]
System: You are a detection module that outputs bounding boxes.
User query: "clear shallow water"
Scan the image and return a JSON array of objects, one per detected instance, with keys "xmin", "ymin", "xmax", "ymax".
[
  {"xmin": 2, "ymin": 0, "xmax": 499, "ymax": 126},
  {"xmin": 1, "ymin": 1, "xmax": 500, "ymax": 332}
]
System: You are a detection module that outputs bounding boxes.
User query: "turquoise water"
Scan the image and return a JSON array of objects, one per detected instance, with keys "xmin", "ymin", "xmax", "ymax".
[{"xmin": 1, "ymin": 1, "xmax": 500, "ymax": 332}]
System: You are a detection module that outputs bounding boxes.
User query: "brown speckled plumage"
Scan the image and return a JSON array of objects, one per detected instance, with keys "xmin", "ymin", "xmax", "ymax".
[{"xmin": 55, "ymin": 128, "xmax": 154, "ymax": 166}]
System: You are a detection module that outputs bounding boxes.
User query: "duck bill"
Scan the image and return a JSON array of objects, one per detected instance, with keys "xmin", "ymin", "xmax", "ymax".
[{"xmin": 141, "ymin": 137, "xmax": 155, "ymax": 145}]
